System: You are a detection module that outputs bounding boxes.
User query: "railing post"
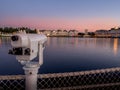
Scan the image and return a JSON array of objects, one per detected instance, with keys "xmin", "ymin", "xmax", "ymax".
[{"xmin": 23, "ymin": 63, "xmax": 39, "ymax": 90}]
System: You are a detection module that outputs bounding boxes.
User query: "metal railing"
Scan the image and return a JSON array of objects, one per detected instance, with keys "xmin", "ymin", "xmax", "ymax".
[
  {"xmin": 1, "ymin": 67, "xmax": 120, "ymax": 90},
  {"xmin": 0, "ymin": 75, "xmax": 25, "ymax": 90}
]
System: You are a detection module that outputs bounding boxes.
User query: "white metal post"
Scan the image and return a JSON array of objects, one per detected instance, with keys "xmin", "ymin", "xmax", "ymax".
[
  {"xmin": 39, "ymin": 42, "xmax": 44, "ymax": 65},
  {"xmin": 23, "ymin": 63, "xmax": 40, "ymax": 90}
]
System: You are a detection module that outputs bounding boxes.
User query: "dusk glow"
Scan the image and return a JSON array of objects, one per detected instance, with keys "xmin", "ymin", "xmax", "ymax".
[{"xmin": 0, "ymin": 0, "xmax": 120, "ymax": 32}]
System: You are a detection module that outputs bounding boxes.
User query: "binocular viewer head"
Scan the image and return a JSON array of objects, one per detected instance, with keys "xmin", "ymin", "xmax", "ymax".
[{"xmin": 9, "ymin": 34, "xmax": 47, "ymax": 62}]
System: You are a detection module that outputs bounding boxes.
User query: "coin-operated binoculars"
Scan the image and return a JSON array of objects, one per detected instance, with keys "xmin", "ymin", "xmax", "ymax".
[{"xmin": 9, "ymin": 33, "xmax": 47, "ymax": 90}]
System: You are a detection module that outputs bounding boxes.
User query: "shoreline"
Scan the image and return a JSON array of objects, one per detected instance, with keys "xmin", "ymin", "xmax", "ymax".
[
  {"xmin": 0, "ymin": 34, "xmax": 120, "ymax": 38},
  {"xmin": 0, "ymin": 36, "xmax": 119, "ymax": 38}
]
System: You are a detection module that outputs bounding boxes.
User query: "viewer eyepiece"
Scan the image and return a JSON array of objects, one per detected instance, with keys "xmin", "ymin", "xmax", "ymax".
[{"xmin": 11, "ymin": 35, "xmax": 19, "ymax": 41}]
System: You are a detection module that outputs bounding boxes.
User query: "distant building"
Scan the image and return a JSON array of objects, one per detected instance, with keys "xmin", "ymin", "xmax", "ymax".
[
  {"xmin": 18, "ymin": 30, "xmax": 26, "ymax": 34},
  {"xmin": 37, "ymin": 29, "xmax": 79, "ymax": 37},
  {"xmin": 38, "ymin": 30, "xmax": 51, "ymax": 36},
  {"xmin": 95, "ymin": 30, "xmax": 108, "ymax": 34},
  {"xmin": 68, "ymin": 30, "xmax": 79, "ymax": 36},
  {"xmin": 108, "ymin": 27, "xmax": 120, "ymax": 37},
  {"xmin": 95, "ymin": 30, "xmax": 109, "ymax": 37},
  {"xmin": 51, "ymin": 30, "xmax": 57, "ymax": 36},
  {"xmin": 57, "ymin": 30, "xmax": 68, "ymax": 36},
  {"xmin": 94, "ymin": 27, "xmax": 120, "ymax": 38}
]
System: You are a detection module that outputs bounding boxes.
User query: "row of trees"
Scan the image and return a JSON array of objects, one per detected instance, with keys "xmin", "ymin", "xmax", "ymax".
[
  {"xmin": 0, "ymin": 27, "xmax": 79, "ymax": 34},
  {"xmin": 0, "ymin": 27, "xmax": 36, "ymax": 34},
  {"xmin": 0, "ymin": 27, "xmax": 95, "ymax": 36}
]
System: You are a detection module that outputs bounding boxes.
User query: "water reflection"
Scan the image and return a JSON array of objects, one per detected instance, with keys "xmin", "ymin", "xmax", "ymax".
[
  {"xmin": 47, "ymin": 37, "xmax": 120, "ymax": 57},
  {"xmin": 47, "ymin": 37, "xmax": 120, "ymax": 54},
  {"xmin": 0, "ymin": 38, "xmax": 1, "ymax": 47},
  {"xmin": 0, "ymin": 37, "xmax": 120, "ymax": 75},
  {"xmin": 47, "ymin": 37, "xmax": 50, "ymax": 46},
  {"xmin": 113, "ymin": 38, "xmax": 118, "ymax": 56}
]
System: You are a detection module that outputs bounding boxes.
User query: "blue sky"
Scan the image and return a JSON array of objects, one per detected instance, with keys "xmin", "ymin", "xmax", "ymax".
[{"xmin": 0, "ymin": 0, "xmax": 120, "ymax": 31}]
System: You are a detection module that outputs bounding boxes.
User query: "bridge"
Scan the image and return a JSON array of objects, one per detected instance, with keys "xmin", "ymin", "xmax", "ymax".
[{"xmin": 0, "ymin": 67, "xmax": 120, "ymax": 90}]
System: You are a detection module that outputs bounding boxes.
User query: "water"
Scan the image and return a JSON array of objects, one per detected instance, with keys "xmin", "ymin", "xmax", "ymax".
[{"xmin": 0, "ymin": 37, "xmax": 120, "ymax": 75}]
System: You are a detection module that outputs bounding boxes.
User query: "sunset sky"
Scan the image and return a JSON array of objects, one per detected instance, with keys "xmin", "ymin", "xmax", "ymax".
[{"xmin": 0, "ymin": 0, "xmax": 120, "ymax": 32}]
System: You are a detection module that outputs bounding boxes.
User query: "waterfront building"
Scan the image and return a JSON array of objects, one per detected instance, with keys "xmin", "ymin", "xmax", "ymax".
[
  {"xmin": 57, "ymin": 30, "xmax": 68, "ymax": 36},
  {"xmin": 36, "ymin": 29, "xmax": 79, "ymax": 37},
  {"xmin": 68, "ymin": 30, "xmax": 79, "ymax": 37},
  {"xmin": 94, "ymin": 27, "xmax": 120, "ymax": 38},
  {"xmin": 39, "ymin": 30, "xmax": 52, "ymax": 36},
  {"xmin": 51, "ymin": 30, "xmax": 57, "ymax": 36},
  {"xmin": 95, "ymin": 30, "xmax": 109, "ymax": 37},
  {"xmin": 18, "ymin": 30, "xmax": 26, "ymax": 34},
  {"xmin": 108, "ymin": 28, "xmax": 120, "ymax": 38}
]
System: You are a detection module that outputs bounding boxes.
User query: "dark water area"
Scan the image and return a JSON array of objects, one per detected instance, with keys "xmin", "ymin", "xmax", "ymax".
[{"xmin": 0, "ymin": 37, "xmax": 120, "ymax": 75}]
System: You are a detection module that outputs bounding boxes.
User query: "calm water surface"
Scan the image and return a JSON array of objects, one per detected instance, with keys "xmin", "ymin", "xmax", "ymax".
[{"xmin": 0, "ymin": 37, "xmax": 120, "ymax": 75}]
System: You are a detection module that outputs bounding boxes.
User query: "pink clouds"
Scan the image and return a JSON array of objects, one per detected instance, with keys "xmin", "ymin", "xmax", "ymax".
[{"xmin": 0, "ymin": 16, "xmax": 119, "ymax": 32}]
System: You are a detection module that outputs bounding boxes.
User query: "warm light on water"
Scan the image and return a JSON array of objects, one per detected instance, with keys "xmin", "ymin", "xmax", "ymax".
[
  {"xmin": 0, "ymin": 37, "xmax": 120, "ymax": 75},
  {"xmin": 113, "ymin": 38, "xmax": 118, "ymax": 56},
  {"xmin": 0, "ymin": 38, "xmax": 1, "ymax": 46}
]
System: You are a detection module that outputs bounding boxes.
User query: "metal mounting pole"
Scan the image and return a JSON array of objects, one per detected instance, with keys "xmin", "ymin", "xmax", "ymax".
[
  {"xmin": 23, "ymin": 62, "xmax": 40, "ymax": 90},
  {"xmin": 39, "ymin": 42, "xmax": 44, "ymax": 65}
]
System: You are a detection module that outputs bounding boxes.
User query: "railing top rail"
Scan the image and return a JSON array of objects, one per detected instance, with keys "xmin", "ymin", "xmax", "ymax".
[
  {"xmin": 0, "ymin": 75, "xmax": 25, "ymax": 80},
  {"xmin": 38, "ymin": 67, "xmax": 120, "ymax": 78},
  {"xmin": 0, "ymin": 67, "xmax": 120, "ymax": 79}
]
